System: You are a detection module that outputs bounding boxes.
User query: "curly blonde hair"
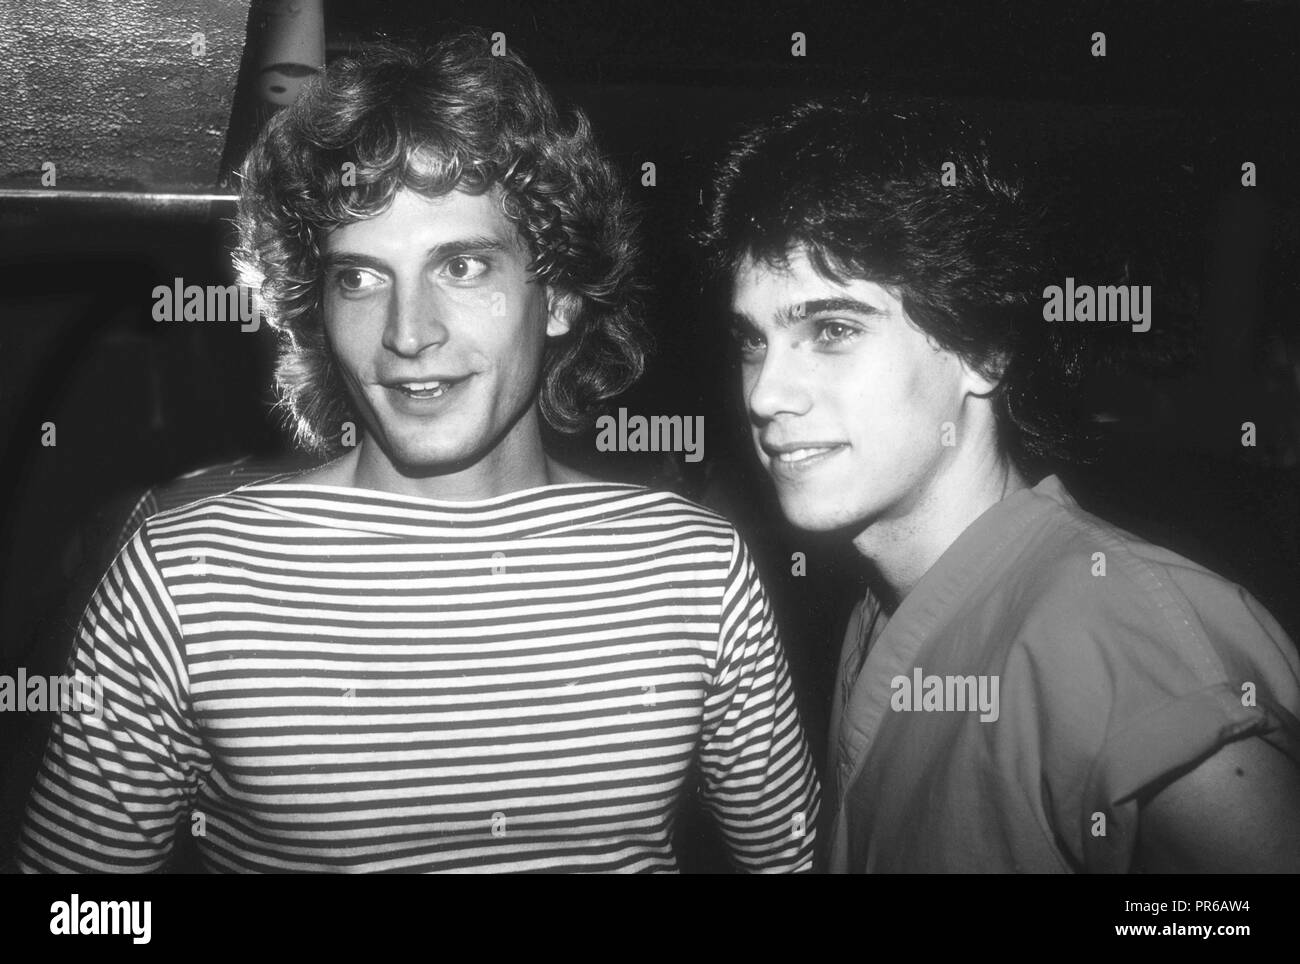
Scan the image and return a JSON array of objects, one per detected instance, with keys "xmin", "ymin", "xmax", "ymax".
[{"xmin": 235, "ymin": 31, "xmax": 648, "ymax": 454}]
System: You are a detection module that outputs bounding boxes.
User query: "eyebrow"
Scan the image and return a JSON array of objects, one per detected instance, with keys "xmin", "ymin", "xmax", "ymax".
[
  {"xmin": 321, "ymin": 235, "xmax": 511, "ymax": 273},
  {"xmin": 731, "ymin": 297, "xmax": 884, "ymax": 329}
]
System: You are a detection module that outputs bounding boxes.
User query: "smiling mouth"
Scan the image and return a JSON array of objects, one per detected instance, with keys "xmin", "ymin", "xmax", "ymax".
[
  {"xmin": 398, "ymin": 380, "xmax": 449, "ymax": 399},
  {"xmin": 774, "ymin": 446, "xmax": 844, "ymax": 464},
  {"xmin": 764, "ymin": 443, "xmax": 848, "ymax": 476},
  {"xmin": 386, "ymin": 376, "xmax": 469, "ymax": 400}
]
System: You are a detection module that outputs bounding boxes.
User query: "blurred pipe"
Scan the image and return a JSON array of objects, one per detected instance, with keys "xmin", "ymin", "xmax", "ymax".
[
  {"xmin": 0, "ymin": 189, "xmax": 237, "ymax": 219},
  {"xmin": 258, "ymin": 0, "xmax": 326, "ymax": 107},
  {"xmin": 0, "ymin": 190, "xmax": 236, "ymax": 203}
]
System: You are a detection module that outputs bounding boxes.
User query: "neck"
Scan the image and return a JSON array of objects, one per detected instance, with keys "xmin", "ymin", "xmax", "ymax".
[
  {"xmin": 349, "ymin": 411, "xmax": 554, "ymax": 502},
  {"xmin": 851, "ymin": 438, "xmax": 1026, "ymax": 608}
]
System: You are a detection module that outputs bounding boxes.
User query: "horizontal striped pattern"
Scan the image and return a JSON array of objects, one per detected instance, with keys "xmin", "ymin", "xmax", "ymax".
[
  {"xmin": 111, "ymin": 455, "xmax": 316, "ymax": 553},
  {"xmin": 20, "ymin": 481, "xmax": 819, "ymax": 873}
]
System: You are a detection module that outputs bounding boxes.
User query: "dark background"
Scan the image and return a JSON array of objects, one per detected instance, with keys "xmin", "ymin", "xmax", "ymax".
[{"xmin": 1, "ymin": 0, "xmax": 1298, "ymax": 870}]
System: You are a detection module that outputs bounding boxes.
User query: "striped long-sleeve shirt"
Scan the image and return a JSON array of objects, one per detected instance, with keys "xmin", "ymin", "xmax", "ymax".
[{"xmin": 19, "ymin": 480, "xmax": 819, "ymax": 873}]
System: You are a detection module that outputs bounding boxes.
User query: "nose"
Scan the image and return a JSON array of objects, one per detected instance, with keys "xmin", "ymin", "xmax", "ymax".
[
  {"xmin": 382, "ymin": 277, "xmax": 449, "ymax": 357},
  {"xmin": 745, "ymin": 343, "xmax": 813, "ymax": 424}
]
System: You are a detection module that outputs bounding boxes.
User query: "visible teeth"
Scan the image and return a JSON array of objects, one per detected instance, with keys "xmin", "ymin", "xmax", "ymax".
[
  {"xmin": 397, "ymin": 380, "xmax": 450, "ymax": 398},
  {"xmin": 777, "ymin": 447, "xmax": 834, "ymax": 463}
]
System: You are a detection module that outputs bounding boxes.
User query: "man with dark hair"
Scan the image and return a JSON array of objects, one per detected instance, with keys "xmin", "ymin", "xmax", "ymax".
[
  {"xmin": 703, "ymin": 98, "xmax": 1300, "ymax": 872},
  {"xmin": 18, "ymin": 33, "xmax": 818, "ymax": 873}
]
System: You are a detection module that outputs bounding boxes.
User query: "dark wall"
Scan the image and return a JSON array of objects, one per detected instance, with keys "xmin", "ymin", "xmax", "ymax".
[{"xmin": 0, "ymin": 0, "xmax": 246, "ymax": 191}]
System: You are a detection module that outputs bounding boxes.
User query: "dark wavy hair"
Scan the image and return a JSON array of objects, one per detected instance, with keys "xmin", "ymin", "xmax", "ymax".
[
  {"xmin": 234, "ymin": 31, "xmax": 647, "ymax": 454},
  {"xmin": 701, "ymin": 96, "xmax": 1086, "ymax": 472}
]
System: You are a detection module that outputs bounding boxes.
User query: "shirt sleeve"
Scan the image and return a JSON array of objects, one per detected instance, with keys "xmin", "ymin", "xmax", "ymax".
[
  {"xmin": 18, "ymin": 526, "xmax": 207, "ymax": 873},
  {"xmin": 1016, "ymin": 542, "xmax": 1300, "ymax": 873},
  {"xmin": 111, "ymin": 488, "xmax": 159, "ymax": 557},
  {"xmin": 696, "ymin": 529, "xmax": 821, "ymax": 872}
]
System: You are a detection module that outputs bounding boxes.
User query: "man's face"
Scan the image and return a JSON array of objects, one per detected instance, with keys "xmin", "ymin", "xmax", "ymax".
[
  {"xmin": 729, "ymin": 247, "xmax": 974, "ymax": 533},
  {"xmin": 322, "ymin": 187, "xmax": 568, "ymax": 474}
]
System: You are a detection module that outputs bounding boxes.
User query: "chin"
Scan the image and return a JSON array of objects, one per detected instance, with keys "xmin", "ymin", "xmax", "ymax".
[
  {"xmin": 774, "ymin": 484, "xmax": 879, "ymax": 534},
  {"xmin": 775, "ymin": 494, "xmax": 843, "ymax": 532},
  {"xmin": 384, "ymin": 435, "xmax": 483, "ymax": 475}
]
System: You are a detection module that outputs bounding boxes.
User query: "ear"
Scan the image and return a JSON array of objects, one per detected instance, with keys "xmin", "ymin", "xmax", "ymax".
[
  {"xmin": 958, "ymin": 351, "xmax": 1009, "ymax": 399},
  {"xmin": 545, "ymin": 288, "xmax": 579, "ymax": 338}
]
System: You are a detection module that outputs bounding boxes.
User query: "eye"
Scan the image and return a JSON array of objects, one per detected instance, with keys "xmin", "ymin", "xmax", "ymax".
[
  {"xmin": 729, "ymin": 323, "xmax": 766, "ymax": 357},
  {"xmin": 814, "ymin": 320, "xmax": 859, "ymax": 345},
  {"xmin": 335, "ymin": 267, "xmax": 384, "ymax": 292},
  {"xmin": 443, "ymin": 255, "xmax": 489, "ymax": 281}
]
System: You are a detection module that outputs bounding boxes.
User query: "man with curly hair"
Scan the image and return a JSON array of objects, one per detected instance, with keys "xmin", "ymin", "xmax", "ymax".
[
  {"xmin": 702, "ymin": 98, "xmax": 1300, "ymax": 873},
  {"xmin": 17, "ymin": 33, "xmax": 818, "ymax": 873}
]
